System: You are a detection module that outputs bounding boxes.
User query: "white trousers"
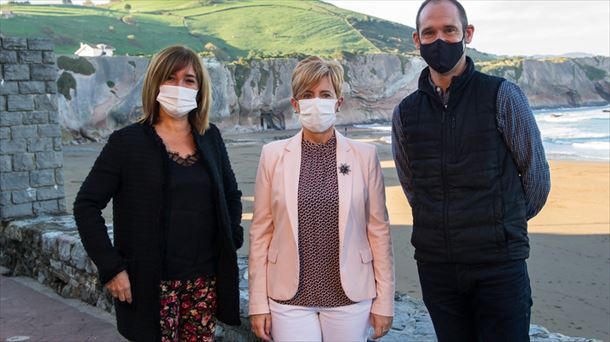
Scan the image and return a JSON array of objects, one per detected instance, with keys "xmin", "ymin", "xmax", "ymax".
[{"xmin": 268, "ymin": 299, "xmax": 372, "ymax": 342}]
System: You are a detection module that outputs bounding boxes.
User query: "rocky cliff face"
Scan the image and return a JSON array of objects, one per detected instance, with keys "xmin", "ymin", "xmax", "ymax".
[
  {"xmin": 56, "ymin": 54, "xmax": 609, "ymax": 138},
  {"xmin": 480, "ymin": 56, "xmax": 610, "ymax": 109},
  {"xmin": 57, "ymin": 56, "xmax": 149, "ymax": 139}
]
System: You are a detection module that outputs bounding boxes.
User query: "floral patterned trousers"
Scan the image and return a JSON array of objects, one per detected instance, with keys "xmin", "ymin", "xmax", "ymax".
[{"xmin": 159, "ymin": 276, "xmax": 217, "ymax": 342}]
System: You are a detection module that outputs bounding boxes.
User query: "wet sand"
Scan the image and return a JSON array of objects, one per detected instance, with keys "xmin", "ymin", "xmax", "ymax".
[{"xmin": 63, "ymin": 127, "xmax": 610, "ymax": 341}]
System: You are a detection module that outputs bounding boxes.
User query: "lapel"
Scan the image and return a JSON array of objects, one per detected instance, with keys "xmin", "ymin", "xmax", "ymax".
[
  {"xmin": 335, "ymin": 131, "xmax": 353, "ymax": 247},
  {"xmin": 283, "ymin": 131, "xmax": 302, "ymax": 246}
]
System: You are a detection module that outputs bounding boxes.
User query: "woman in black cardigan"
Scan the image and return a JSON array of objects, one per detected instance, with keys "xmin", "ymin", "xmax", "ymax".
[{"xmin": 74, "ymin": 45, "xmax": 243, "ymax": 341}]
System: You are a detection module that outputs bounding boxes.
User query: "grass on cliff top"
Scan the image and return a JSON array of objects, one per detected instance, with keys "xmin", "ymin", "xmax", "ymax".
[
  {"xmin": 476, "ymin": 57, "xmax": 525, "ymax": 80},
  {"xmin": 0, "ymin": 4, "xmax": 205, "ymax": 55},
  {"xmin": 0, "ymin": 0, "xmax": 419, "ymax": 59}
]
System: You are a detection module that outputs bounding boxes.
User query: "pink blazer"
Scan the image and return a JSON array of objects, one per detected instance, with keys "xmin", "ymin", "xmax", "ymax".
[{"xmin": 248, "ymin": 130, "xmax": 394, "ymax": 317}]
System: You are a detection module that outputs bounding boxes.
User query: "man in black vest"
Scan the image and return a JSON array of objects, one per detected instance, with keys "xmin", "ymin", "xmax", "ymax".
[{"xmin": 392, "ymin": 0, "xmax": 550, "ymax": 340}]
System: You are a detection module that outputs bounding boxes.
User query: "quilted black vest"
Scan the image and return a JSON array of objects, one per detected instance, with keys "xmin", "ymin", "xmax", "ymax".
[{"xmin": 398, "ymin": 57, "xmax": 529, "ymax": 263}]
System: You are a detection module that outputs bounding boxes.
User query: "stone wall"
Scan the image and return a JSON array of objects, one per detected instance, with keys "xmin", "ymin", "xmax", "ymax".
[
  {"xmin": 0, "ymin": 36, "xmax": 66, "ymax": 219},
  {"xmin": 0, "ymin": 216, "xmax": 601, "ymax": 342}
]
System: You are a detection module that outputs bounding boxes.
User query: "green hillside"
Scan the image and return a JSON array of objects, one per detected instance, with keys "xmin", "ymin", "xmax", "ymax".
[{"xmin": 0, "ymin": 0, "xmax": 418, "ymax": 59}]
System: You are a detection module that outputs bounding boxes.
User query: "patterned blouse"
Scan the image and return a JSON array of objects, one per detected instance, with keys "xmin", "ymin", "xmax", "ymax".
[{"xmin": 277, "ymin": 134, "xmax": 354, "ymax": 307}]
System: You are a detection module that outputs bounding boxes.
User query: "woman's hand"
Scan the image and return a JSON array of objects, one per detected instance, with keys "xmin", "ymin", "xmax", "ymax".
[
  {"xmin": 105, "ymin": 270, "xmax": 132, "ymax": 304},
  {"xmin": 250, "ymin": 313, "xmax": 272, "ymax": 341},
  {"xmin": 370, "ymin": 313, "xmax": 393, "ymax": 339}
]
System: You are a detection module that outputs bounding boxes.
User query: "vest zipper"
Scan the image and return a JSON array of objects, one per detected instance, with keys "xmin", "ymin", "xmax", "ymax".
[
  {"xmin": 451, "ymin": 114, "xmax": 457, "ymax": 163},
  {"xmin": 441, "ymin": 105, "xmax": 452, "ymax": 261}
]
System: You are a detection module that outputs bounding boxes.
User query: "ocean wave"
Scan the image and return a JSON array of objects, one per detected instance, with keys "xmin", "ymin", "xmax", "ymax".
[
  {"xmin": 540, "ymin": 126, "xmax": 610, "ymax": 140},
  {"xmin": 546, "ymin": 151, "xmax": 610, "ymax": 161},
  {"xmin": 378, "ymin": 136, "xmax": 392, "ymax": 144},
  {"xmin": 572, "ymin": 141, "xmax": 610, "ymax": 151},
  {"xmin": 353, "ymin": 124, "xmax": 392, "ymax": 132},
  {"xmin": 535, "ymin": 105, "xmax": 610, "ymax": 113},
  {"xmin": 535, "ymin": 111, "xmax": 609, "ymax": 123}
]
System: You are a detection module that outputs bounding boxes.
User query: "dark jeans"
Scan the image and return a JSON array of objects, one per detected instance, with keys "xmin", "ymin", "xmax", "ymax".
[{"xmin": 417, "ymin": 260, "xmax": 532, "ymax": 342}]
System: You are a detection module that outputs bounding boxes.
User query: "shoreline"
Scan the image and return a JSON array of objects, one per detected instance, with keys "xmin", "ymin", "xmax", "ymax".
[{"xmin": 531, "ymin": 103, "xmax": 610, "ymax": 112}]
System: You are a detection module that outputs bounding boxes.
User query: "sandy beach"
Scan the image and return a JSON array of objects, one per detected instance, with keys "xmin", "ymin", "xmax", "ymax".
[{"xmin": 62, "ymin": 127, "xmax": 610, "ymax": 341}]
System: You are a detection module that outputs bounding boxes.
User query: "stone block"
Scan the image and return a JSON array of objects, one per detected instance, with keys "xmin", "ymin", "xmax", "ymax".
[
  {"xmin": 43, "ymin": 51, "xmax": 56, "ymax": 64},
  {"xmin": 22, "ymin": 111, "xmax": 48, "ymax": 124},
  {"xmin": 31, "ymin": 64, "xmax": 57, "ymax": 81},
  {"xmin": 53, "ymin": 137, "xmax": 62, "ymax": 151},
  {"xmin": 0, "ymin": 138, "xmax": 26, "ymax": 154},
  {"xmin": 48, "ymin": 111, "xmax": 59, "ymax": 125},
  {"xmin": 33, "ymin": 199, "xmax": 60, "ymax": 215},
  {"xmin": 34, "ymin": 94, "xmax": 57, "ymax": 111},
  {"xmin": 70, "ymin": 242, "xmax": 88, "ymax": 270},
  {"xmin": 2, "ymin": 37, "xmax": 27, "ymax": 50},
  {"xmin": 0, "ymin": 155, "xmax": 11, "ymax": 172},
  {"xmin": 41, "ymin": 231, "xmax": 60, "ymax": 252},
  {"xmin": 18, "ymin": 51, "xmax": 43, "ymax": 64},
  {"xmin": 27, "ymin": 137, "xmax": 53, "ymax": 152},
  {"xmin": 12, "ymin": 152, "xmax": 35, "ymax": 171},
  {"xmin": 0, "ymin": 50, "xmax": 17, "ymax": 63},
  {"xmin": 55, "ymin": 168, "xmax": 64, "ymax": 186},
  {"xmin": 57, "ymin": 236, "xmax": 75, "ymax": 262},
  {"xmin": 19, "ymin": 81, "xmax": 46, "ymax": 94},
  {"xmin": 38, "ymin": 124, "xmax": 61, "ymax": 138},
  {"xmin": 10, "ymin": 125, "xmax": 38, "ymax": 139},
  {"xmin": 0, "ymin": 171, "xmax": 29, "ymax": 190},
  {"xmin": 36, "ymin": 185, "xmax": 65, "ymax": 200},
  {"xmin": 0, "ymin": 95, "xmax": 5, "ymax": 111},
  {"xmin": 28, "ymin": 38, "xmax": 54, "ymax": 51},
  {"xmin": 0, "ymin": 203, "xmax": 33, "ymax": 218},
  {"xmin": 3, "ymin": 64, "xmax": 30, "ymax": 81},
  {"xmin": 0, "ymin": 112, "xmax": 22, "ymax": 126},
  {"xmin": 35, "ymin": 151, "xmax": 63, "ymax": 168},
  {"xmin": 0, "ymin": 191, "xmax": 10, "ymax": 206},
  {"xmin": 58, "ymin": 198, "xmax": 67, "ymax": 213},
  {"xmin": 0, "ymin": 81, "xmax": 19, "ymax": 95},
  {"xmin": 30, "ymin": 169, "xmax": 56, "ymax": 187},
  {"xmin": 85, "ymin": 258, "xmax": 98, "ymax": 275},
  {"xmin": 46, "ymin": 81, "xmax": 58, "ymax": 94},
  {"xmin": 7, "ymin": 95, "xmax": 35, "ymax": 111},
  {"xmin": 11, "ymin": 188, "xmax": 37, "ymax": 204},
  {"xmin": 0, "ymin": 127, "xmax": 9, "ymax": 139}
]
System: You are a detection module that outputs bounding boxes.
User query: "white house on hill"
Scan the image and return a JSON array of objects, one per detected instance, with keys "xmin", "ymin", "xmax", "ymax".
[
  {"xmin": 0, "ymin": 9, "xmax": 15, "ymax": 18},
  {"xmin": 74, "ymin": 43, "xmax": 115, "ymax": 57}
]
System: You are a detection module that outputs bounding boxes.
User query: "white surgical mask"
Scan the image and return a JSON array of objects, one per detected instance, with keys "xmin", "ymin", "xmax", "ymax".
[
  {"xmin": 297, "ymin": 98, "xmax": 337, "ymax": 133},
  {"xmin": 156, "ymin": 85, "xmax": 198, "ymax": 118}
]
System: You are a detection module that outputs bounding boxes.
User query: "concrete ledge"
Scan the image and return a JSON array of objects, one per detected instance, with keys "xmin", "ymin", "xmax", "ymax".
[{"xmin": 0, "ymin": 215, "xmax": 600, "ymax": 342}]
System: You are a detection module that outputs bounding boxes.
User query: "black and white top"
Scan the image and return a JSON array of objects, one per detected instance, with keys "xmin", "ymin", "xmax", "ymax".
[{"xmin": 277, "ymin": 135, "xmax": 354, "ymax": 307}]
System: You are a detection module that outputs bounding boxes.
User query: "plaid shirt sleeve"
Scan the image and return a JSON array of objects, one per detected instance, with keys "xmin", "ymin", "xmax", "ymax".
[
  {"xmin": 496, "ymin": 80, "xmax": 551, "ymax": 220},
  {"xmin": 391, "ymin": 104, "xmax": 415, "ymax": 207}
]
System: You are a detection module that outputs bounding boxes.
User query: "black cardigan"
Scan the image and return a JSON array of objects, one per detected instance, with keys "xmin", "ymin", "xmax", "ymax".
[{"xmin": 73, "ymin": 122, "xmax": 243, "ymax": 341}]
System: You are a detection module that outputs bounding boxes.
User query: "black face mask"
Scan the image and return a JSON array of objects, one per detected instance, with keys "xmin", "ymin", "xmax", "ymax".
[{"xmin": 419, "ymin": 38, "xmax": 464, "ymax": 74}]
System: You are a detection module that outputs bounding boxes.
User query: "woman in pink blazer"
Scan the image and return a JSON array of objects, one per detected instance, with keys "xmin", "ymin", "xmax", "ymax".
[{"xmin": 248, "ymin": 56, "xmax": 395, "ymax": 342}]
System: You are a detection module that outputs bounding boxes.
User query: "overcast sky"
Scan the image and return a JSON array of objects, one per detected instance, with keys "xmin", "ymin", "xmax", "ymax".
[{"xmin": 325, "ymin": 0, "xmax": 610, "ymax": 57}]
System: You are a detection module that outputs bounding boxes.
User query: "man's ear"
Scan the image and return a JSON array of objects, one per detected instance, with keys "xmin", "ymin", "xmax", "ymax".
[
  {"xmin": 464, "ymin": 24, "xmax": 475, "ymax": 44},
  {"xmin": 413, "ymin": 31, "xmax": 421, "ymax": 49}
]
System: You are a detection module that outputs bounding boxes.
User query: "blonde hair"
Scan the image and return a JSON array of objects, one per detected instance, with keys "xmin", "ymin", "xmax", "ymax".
[
  {"xmin": 291, "ymin": 56, "xmax": 344, "ymax": 100},
  {"xmin": 140, "ymin": 45, "xmax": 212, "ymax": 134}
]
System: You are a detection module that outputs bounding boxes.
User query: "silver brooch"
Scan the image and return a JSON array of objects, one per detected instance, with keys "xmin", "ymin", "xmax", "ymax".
[{"xmin": 339, "ymin": 163, "xmax": 351, "ymax": 175}]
